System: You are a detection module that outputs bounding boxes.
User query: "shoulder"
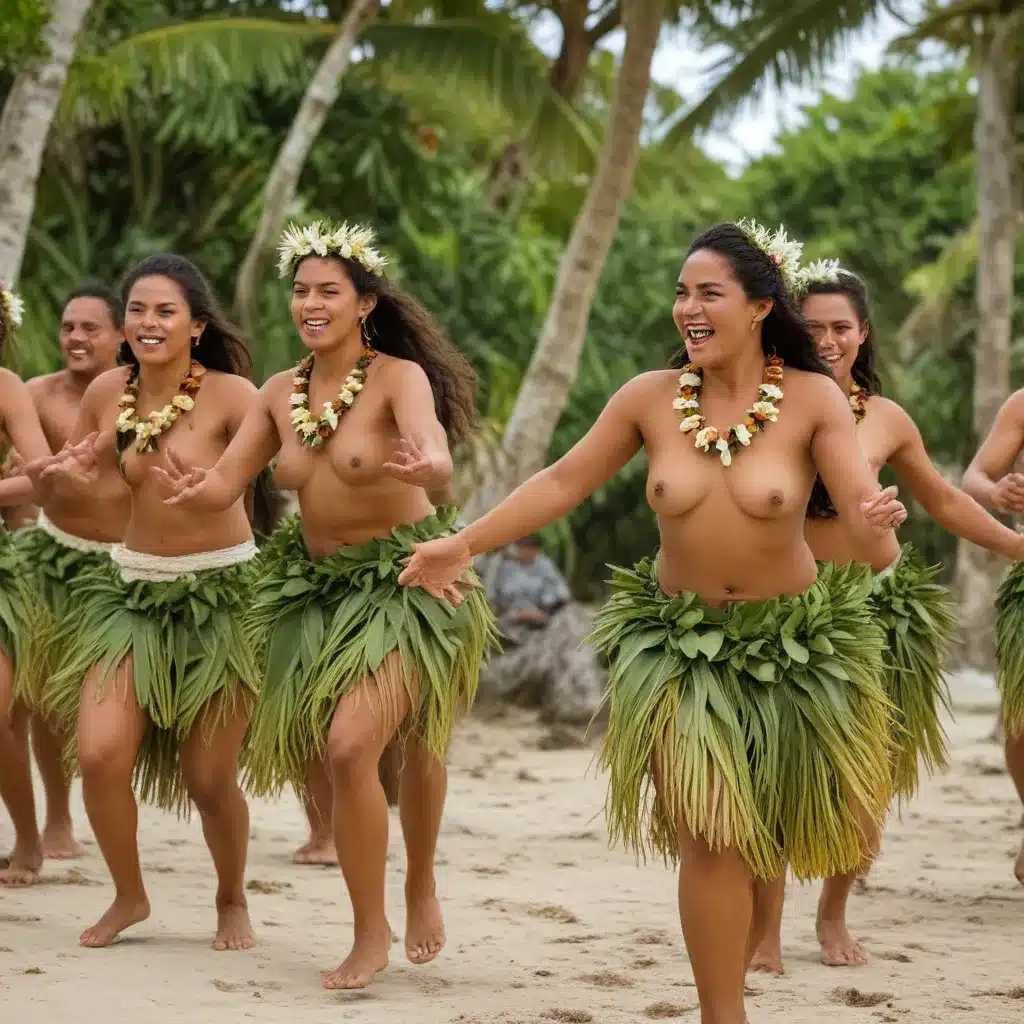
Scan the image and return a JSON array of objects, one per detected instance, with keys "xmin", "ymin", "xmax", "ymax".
[
  {"xmin": 26, "ymin": 371, "xmax": 63, "ymax": 400},
  {"xmin": 995, "ymin": 388, "xmax": 1024, "ymax": 425},
  {"xmin": 613, "ymin": 369, "xmax": 675, "ymax": 409},
  {"xmin": 0, "ymin": 367, "xmax": 28, "ymax": 393},
  {"xmin": 261, "ymin": 367, "xmax": 297, "ymax": 400},
  {"xmin": 202, "ymin": 369, "xmax": 258, "ymax": 401},
  {"xmin": 81, "ymin": 367, "xmax": 131, "ymax": 408},
  {"xmin": 867, "ymin": 395, "xmax": 916, "ymax": 434},
  {"xmin": 375, "ymin": 353, "xmax": 430, "ymax": 389},
  {"xmin": 784, "ymin": 369, "xmax": 845, "ymax": 416}
]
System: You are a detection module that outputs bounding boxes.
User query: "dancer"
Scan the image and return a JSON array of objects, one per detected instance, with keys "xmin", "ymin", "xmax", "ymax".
[
  {"xmin": 399, "ymin": 222, "xmax": 906, "ymax": 1024},
  {"xmin": 154, "ymin": 220, "xmax": 499, "ymax": 989},
  {"xmin": 33, "ymin": 255, "xmax": 260, "ymax": 950},
  {"xmin": 962, "ymin": 392, "xmax": 1024, "ymax": 883},
  {"xmin": 5, "ymin": 283, "xmax": 126, "ymax": 870},
  {"xmin": 0, "ymin": 285, "xmax": 54, "ymax": 885},
  {"xmin": 748, "ymin": 263, "xmax": 1024, "ymax": 974}
]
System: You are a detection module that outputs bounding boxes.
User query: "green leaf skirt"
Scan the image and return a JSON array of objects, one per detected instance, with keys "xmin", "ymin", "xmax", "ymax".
[
  {"xmin": 13, "ymin": 522, "xmax": 113, "ymax": 709},
  {"xmin": 588, "ymin": 557, "xmax": 893, "ymax": 882},
  {"xmin": 242, "ymin": 507, "xmax": 500, "ymax": 797},
  {"xmin": 0, "ymin": 528, "xmax": 48, "ymax": 706},
  {"xmin": 995, "ymin": 559, "xmax": 1024, "ymax": 739},
  {"xmin": 866, "ymin": 544, "xmax": 956, "ymax": 802},
  {"xmin": 39, "ymin": 553, "xmax": 260, "ymax": 815}
]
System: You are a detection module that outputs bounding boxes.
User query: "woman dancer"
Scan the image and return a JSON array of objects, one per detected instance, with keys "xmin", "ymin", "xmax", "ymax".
[
  {"xmin": 35, "ymin": 255, "xmax": 260, "ymax": 950},
  {"xmin": 155, "ymin": 220, "xmax": 498, "ymax": 989},
  {"xmin": 0, "ymin": 285, "xmax": 53, "ymax": 885},
  {"xmin": 749, "ymin": 263, "xmax": 1024, "ymax": 973},
  {"xmin": 400, "ymin": 222, "xmax": 905, "ymax": 1024}
]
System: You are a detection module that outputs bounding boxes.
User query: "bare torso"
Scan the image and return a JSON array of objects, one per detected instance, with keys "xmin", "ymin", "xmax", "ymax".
[
  {"xmin": 92, "ymin": 367, "xmax": 253, "ymax": 555},
  {"xmin": 266, "ymin": 354, "xmax": 435, "ymax": 554},
  {"xmin": 31, "ymin": 372, "xmax": 130, "ymax": 543},
  {"xmin": 803, "ymin": 397, "xmax": 902, "ymax": 571}
]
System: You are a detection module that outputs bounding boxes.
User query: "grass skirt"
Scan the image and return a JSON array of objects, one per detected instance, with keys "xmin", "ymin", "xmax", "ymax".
[
  {"xmin": 868, "ymin": 544, "xmax": 956, "ymax": 802},
  {"xmin": 243, "ymin": 507, "xmax": 500, "ymax": 796},
  {"xmin": 0, "ymin": 529, "xmax": 48, "ymax": 707},
  {"xmin": 995, "ymin": 560, "xmax": 1024, "ymax": 739},
  {"xmin": 13, "ymin": 521, "xmax": 112, "ymax": 707},
  {"xmin": 589, "ymin": 557, "xmax": 893, "ymax": 882},
  {"xmin": 39, "ymin": 554, "xmax": 260, "ymax": 814}
]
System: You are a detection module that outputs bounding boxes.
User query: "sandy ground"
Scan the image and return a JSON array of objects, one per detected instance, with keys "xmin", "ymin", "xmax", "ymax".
[{"xmin": 1, "ymin": 673, "xmax": 1022, "ymax": 1023}]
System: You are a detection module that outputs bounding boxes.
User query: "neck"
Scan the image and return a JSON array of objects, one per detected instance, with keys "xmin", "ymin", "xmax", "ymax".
[
  {"xmin": 702, "ymin": 346, "xmax": 766, "ymax": 396},
  {"xmin": 310, "ymin": 333, "xmax": 366, "ymax": 379},
  {"xmin": 837, "ymin": 371, "xmax": 854, "ymax": 392},
  {"xmin": 137, "ymin": 351, "xmax": 195, "ymax": 397}
]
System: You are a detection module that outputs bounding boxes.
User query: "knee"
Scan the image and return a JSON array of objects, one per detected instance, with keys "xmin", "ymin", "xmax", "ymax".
[
  {"xmin": 181, "ymin": 758, "xmax": 239, "ymax": 816},
  {"xmin": 78, "ymin": 735, "xmax": 130, "ymax": 783},
  {"xmin": 327, "ymin": 724, "xmax": 380, "ymax": 781}
]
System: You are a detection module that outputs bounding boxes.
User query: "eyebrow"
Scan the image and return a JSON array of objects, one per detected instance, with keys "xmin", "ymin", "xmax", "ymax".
[{"xmin": 677, "ymin": 280, "xmax": 724, "ymax": 288}]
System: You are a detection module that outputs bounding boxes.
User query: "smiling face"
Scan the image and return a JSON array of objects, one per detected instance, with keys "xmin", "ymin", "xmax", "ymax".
[
  {"xmin": 123, "ymin": 275, "xmax": 204, "ymax": 367},
  {"xmin": 60, "ymin": 296, "xmax": 121, "ymax": 376},
  {"xmin": 672, "ymin": 249, "xmax": 772, "ymax": 369},
  {"xmin": 291, "ymin": 257, "xmax": 376, "ymax": 353},
  {"xmin": 802, "ymin": 291, "xmax": 867, "ymax": 384}
]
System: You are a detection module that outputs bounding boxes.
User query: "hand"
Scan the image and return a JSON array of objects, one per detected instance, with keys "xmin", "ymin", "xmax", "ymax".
[
  {"xmin": 398, "ymin": 533, "xmax": 472, "ymax": 606},
  {"xmin": 383, "ymin": 438, "xmax": 447, "ymax": 490},
  {"xmin": 38, "ymin": 433, "xmax": 101, "ymax": 493},
  {"xmin": 150, "ymin": 448, "xmax": 230, "ymax": 509},
  {"xmin": 1, "ymin": 448, "xmax": 25, "ymax": 479},
  {"xmin": 860, "ymin": 485, "xmax": 907, "ymax": 534},
  {"xmin": 993, "ymin": 473, "xmax": 1024, "ymax": 516}
]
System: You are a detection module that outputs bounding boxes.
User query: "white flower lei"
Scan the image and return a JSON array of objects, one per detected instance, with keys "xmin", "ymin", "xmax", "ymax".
[{"xmin": 277, "ymin": 220, "xmax": 388, "ymax": 279}]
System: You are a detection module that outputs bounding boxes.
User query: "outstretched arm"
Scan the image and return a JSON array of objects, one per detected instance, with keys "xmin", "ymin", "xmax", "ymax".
[
  {"xmin": 0, "ymin": 370, "xmax": 50, "ymax": 465},
  {"xmin": 888, "ymin": 408, "xmax": 1023, "ymax": 559},
  {"xmin": 383, "ymin": 362, "xmax": 454, "ymax": 492},
  {"xmin": 962, "ymin": 391, "xmax": 1024, "ymax": 514}
]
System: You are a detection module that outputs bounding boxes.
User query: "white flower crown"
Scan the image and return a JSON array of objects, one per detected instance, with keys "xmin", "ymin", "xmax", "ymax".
[
  {"xmin": 735, "ymin": 219, "xmax": 804, "ymax": 291},
  {"xmin": 277, "ymin": 220, "xmax": 388, "ymax": 279},
  {"xmin": 0, "ymin": 286, "xmax": 24, "ymax": 330},
  {"xmin": 793, "ymin": 258, "xmax": 843, "ymax": 296}
]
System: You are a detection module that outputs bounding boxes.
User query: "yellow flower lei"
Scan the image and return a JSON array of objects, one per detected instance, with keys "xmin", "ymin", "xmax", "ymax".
[
  {"xmin": 849, "ymin": 381, "xmax": 869, "ymax": 422},
  {"xmin": 115, "ymin": 361, "xmax": 205, "ymax": 458}
]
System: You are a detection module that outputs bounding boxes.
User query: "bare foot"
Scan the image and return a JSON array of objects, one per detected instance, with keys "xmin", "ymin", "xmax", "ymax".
[
  {"xmin": 817, "ymin": 913, "xmax": 868, "ymax": 967},
  {"xmin": 42, "ymin": 823, "xmax": 85, "ymax": 860},
  {"xmin": 0, "ymin": 842, "xmax": 43, "ymax": 886},
  {"xmin": 293, "ymin": 836, "xmax": 337, "ymax": 866},
  {"xmin": 1015, "ymin": 836, "xmax": 1024, "ymax": 885},
  {"xmin": 323, "ymin": 927, "xmax": 391, "ymax": 990},
  {"xmin": 80, "ymin": 895, "xmax": 151, "ymax": 947},
  {"xmin": 213, "ymin": 900, "xmax": 254, "ymax": 951},
  {"xmin": 405, "ymin": 891, "xmax": 446, "ymax": 965},
  {"xmin": 748, "ymin": 936, "xmax": 785, "ymax": 975}
]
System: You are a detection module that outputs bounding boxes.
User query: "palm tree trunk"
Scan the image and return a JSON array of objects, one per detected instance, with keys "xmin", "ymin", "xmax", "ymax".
[
  {"xmin": 0, "ymin": 0, "xmax": 94, "ymax": 286},
  {"xmin": 953, "ymin": 13, "xmax": 1019, "ymax": 670},
  {"xmin": 464, "ymin": 0, "xmax": 661, "ymax": 521},
  {"xmin": 233, "ymin": 0, "xmax": 378, "ymax": 336}
]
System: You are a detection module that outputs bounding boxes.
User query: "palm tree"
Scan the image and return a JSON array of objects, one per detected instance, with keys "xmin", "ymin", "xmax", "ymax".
[{"xmin": 0, "ymin": 0, "xmax": 95, "ymax": 286}]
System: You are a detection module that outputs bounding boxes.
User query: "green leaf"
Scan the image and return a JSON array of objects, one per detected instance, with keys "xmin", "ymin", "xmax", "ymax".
[
  {"xmin": 780, "ymin": 633, "xmax": 809, "ymax": 664},
  {"xmin": 281, "ymin": 578, "xmax": 314, "ymax": 597},
  {"xmin": 696, "ymin": 629, "xmax": 725, "ymax": 660}
]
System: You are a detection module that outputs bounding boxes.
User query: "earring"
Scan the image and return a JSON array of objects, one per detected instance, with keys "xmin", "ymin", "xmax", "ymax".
[{"xmin": 360, "ymin": 317, "xmax": 373, "ymax": 346}]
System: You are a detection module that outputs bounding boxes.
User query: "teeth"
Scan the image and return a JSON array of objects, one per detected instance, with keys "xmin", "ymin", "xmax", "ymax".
[
  {"xmin": 69, "ymin": 348, "xmax": 87, "ymax": 355},
  {"xmin": 688, "ymin": 328, "xmax": 713, "ymax": 340},
  {"xmin": 139, "ymin": 337, "xmax": 163, "ymax": 346},
  {"xmin": 305, "ymin": 319, "xmax": 329, "ymax": 327}
]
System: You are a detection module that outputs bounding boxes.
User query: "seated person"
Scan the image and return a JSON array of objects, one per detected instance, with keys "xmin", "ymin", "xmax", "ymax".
[{"xmin": 487, "ymin": 535, "xmax": 571, "ymax": 644}]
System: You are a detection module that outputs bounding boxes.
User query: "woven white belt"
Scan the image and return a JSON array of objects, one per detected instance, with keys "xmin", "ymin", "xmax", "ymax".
[
  {"xmin": 112, "ymin": 540, "xmax": 257, "ymax": 582},
  {"xmin": 37, "ymin": 510, "xmax": 113, "ymax": 555}
]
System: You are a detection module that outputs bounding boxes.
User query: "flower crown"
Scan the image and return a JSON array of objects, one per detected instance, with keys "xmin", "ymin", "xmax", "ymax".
[
  {"xmin": 277, "ymin": 220, "xmax": 388, "ymax": 279},
  {"xmin": 0, "ymin": 286, "xmax": 24, "ymax": 331},
  {"xmin": 793, "ymin": 258, "xmax": 843, "ymax": 296},
  {"xmin": 735, "ymin": 219, "xmax": 803, "ymax": 291}
]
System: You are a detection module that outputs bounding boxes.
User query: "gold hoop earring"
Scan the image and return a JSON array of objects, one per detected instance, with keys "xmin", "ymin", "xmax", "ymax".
[{"xmin": 361, "ymin": 316, "xmax": 376, "ymax": 346}]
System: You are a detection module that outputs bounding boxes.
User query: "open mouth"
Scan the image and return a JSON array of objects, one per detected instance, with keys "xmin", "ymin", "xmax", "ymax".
[
  {"xmin": 303, "ymin": 318, "xmax": 330, "ymax": 333},
  {"xmin": 137, "ymin": 336, "xmax": 165, "ymax": 348},
  {"xmin": 819, "ymin": 350, "xmax": 841, "ymax": 366},
  {"xmin": 686, "ymin": 326, "xmax": 714, "ymax": 344},
  {"xmin": 67, "ymin": 347, "xmax": 90, "ymax": 358}
]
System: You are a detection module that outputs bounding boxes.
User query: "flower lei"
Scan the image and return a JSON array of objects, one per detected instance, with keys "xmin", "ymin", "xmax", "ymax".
[
  {"xmin": 277, "ymin": 220, "xmax": 388, "ymax": 279},
  {"xmin": 115, "ymin": 361, "xmax": 205, "ymax": 457},
  {"xmin": 289, "ymin": 347, "xmax": 377, "ymax": 448},
  {"xmin": 675, "ymin": 356, "xmax": 784, "ymax": 467},
  {"xmin": 849, "ymin": 381, "xmax": 869, "ymax": 422}
]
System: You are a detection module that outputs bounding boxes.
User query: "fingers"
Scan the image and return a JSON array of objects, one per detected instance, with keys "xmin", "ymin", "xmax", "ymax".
[
  {"xmin": 861, "ymin": 485, "xmax": 898, "ymax": 512},
  {"xmin": 149, "ymin": 467, "xmax": 178, "ymax": 490},
  {"xmin": 165, "ymin": 447, "xmax": 187, "ymax": 475}
]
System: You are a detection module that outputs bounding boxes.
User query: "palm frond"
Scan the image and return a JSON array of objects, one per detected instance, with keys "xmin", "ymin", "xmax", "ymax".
[
  {"xmin": 888, "ymin": 0, "xmax": 1003, "ymax": 52},
  {"xmin": 659, "ymin": 0, "xmax": 897, "ymax": 144}
]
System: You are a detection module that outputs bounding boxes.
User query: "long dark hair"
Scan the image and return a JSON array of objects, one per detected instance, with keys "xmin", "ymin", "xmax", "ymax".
[
  {"xmin": 118, "ymin": 254, "xmax": 251, "ymax": 376},
  {"xmin": 297, "ymin": 255, "xmax": 477, "ymax": 444},
  {"xmin": 118, "ymin": 253, "xmax": 282, "ymax": 535},
  {"xmin": 669, "ymin": 223, "xmax": 831, "ymax": 378},
  {"xmin": 804, "ymin": 269, "xmax": 880, "ymax": 519}
]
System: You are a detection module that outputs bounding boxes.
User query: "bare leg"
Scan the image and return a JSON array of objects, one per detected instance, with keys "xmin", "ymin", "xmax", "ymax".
[
  {"xmin": 399, "ymin": 734, "xmax": 446, "ymax": 964},
  {"xmin": 77, "ymin": 657, "xmax": 151, "ymax": 946},
  {"xmin": 1004, "ymin": 729, "xmax": 1024, "ymax": 883},
  {"xmin": 180, "ymin": 691, "xmax": 253, "ymax": 951},
  {"xmin": 0, "ymin": 651, "xmax": 43, "ymax": 885},
  {"xmin": 748, "ymin": 873, "xmax": 786, "ymax": 974},
  {"xmin": 31, "ymin": 714, "xmax": 83, "ymax": 859},
  {"xmin": 293, "ymin": 756, "xmax": 336, "ymax": 865},
  {"xmin": 323, "ymin": 654, "xmax": 410, "ymax": 990}
]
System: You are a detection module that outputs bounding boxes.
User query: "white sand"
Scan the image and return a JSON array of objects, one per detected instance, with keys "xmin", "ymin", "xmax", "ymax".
[{"xmin": 2, "ymin": 679, "xmax": 1022, "ymax": 1023}]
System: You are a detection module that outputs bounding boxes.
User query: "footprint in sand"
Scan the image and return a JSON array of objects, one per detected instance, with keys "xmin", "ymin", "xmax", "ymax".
[
  {"xmin": 246, "ymin": 879, "xmax": 292, "ymax": 894},
  {"xmin": 632, "ymin": 928, "xmax": 673, "ymax": 947},
  {"xmin": 644, "ymin": 1002, "xmax": 695, "ymax": 1020},
  {"xmin": 830, "ymin": 987, "xmax": 893, "ymax": 1008}
]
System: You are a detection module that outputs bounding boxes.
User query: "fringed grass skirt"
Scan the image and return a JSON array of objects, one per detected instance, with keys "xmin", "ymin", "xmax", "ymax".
[
  {"xmin": 39, "ymin": 542, "xmax": 261, "ymax": 815},
  {"xmin": 0, "ymin": 528, "xmax": 48, "ymax": 707},
  {"xmin": 995, "ymin": 560, "xmax": 1024, "ymax": 739},
  {"xmin": 589, "ymin": 558, "xmax": 893, "ymax": 882},
  {"xmin": 243, "ymin": 507, "xmax": 500, "ymax": 797},
  {"xmin": 868, "ymin": 544, "xmax": 956, "ymax": 801}
]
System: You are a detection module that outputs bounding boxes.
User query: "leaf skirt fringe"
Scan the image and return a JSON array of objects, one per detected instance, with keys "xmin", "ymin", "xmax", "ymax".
[
  {"xmin": 0, "ymin": 529, "xmax": 49, "ymax": 708},
  {"xmin": 39, "ymin": 556, "xmax": 260, "ymax": 816},
  {"xmin": 867, "ymin": 544, "xmax": 956, "ymax": 803},
  {"xmin": 243, "ymin": 507, "xmax": 500, "ymax": 797},
  {"xmin": 13, "ymin": 524, "xmax": 112, "ymax": 708},
  {"xmin": 995, "ymin": 559, "xmax": 1024, "ymax": 739},
  {"xmin": 589, "ymin": 557, "xmax": 893, "ymax": 882}
]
